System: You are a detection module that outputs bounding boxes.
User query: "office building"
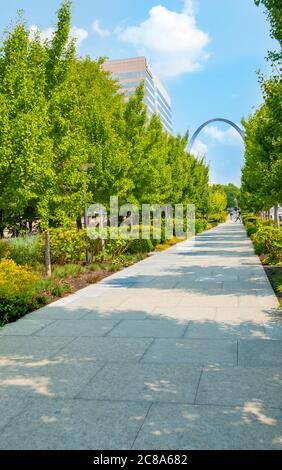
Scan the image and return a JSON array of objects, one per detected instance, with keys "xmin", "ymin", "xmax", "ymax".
[{"xmin": 102, "ymin": 57, "xmax": 173, "ymax": 134}]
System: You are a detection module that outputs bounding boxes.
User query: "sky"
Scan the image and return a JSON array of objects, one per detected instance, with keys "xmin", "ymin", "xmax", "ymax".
[{"xmin": 0, "ymin": 0, "xmax": 278, "ymax": 186}]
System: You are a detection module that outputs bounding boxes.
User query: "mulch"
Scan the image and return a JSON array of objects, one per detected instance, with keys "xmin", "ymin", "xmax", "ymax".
[{"xmin": 263, "ymin": 264, "xmax": 282, "ymax": 303}]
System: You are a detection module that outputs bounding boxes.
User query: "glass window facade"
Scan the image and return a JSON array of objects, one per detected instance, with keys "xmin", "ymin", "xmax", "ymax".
[
  {"xmin": 112, "ymin": 71, "xmax": 145, "ymax": 80},
  {"xmin": 120, "ymin": 80, "xmax": 142, "ymax": 88},
  {"xmin": 103, "ymin": 58, "xmax": 173, "ymax": 133}
]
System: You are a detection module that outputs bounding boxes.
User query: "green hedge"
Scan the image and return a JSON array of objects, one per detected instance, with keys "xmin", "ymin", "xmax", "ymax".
[
  {"xmin": 126, "ymin": 239, "xmax": 154, "ymax": 254},
  {"xmin": 252, "ymin": 226, "xmax": 282, "ymax": 264},
  {"xmin": 209, "ymin": 213, "xmax": 227, "ymax": 224},
  {"xmin": 195, "ymin": 219, "xmax": 208, "ymax": 234},
  {"xmin": 245, "ymin": 222, "xmax": 258, "ymax": 237}
]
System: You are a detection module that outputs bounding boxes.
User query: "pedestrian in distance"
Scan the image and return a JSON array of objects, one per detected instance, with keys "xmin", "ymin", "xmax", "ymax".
[{"xmin": 235, "ymin": 210, "xmax": 242, "ymax": 223}]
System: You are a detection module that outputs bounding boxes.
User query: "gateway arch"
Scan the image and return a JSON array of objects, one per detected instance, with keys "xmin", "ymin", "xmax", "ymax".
[{"xmin": 188, "ymin": 118, "xmax": 245, "ymax": 152}]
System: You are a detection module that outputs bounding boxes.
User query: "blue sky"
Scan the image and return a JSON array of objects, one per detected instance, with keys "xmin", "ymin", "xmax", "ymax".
[{"xmin": 0, "ymin": 0, "xmax": 277, "ymax": 186}]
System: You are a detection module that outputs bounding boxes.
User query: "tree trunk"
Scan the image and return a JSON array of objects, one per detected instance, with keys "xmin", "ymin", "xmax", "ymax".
[
  {"xmin": 0, "ymin": 209, "xmax": 4, "ymax": 239},
  {"xmin": 274, "ymin": 205, "xmax": 280, "ymax": 229},
  {"xmin": 76, "ymin": 216, "xmax": 82, "ymax": 230},
  {"xmin": 28, "ymin": 220, "xmax": 33, "ymax": 235},
  {"xmin": 45, "ymin": 230, "xmax": 52, "ymax": 277}
]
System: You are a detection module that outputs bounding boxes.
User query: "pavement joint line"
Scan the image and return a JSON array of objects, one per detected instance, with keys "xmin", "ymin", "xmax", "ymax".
[
  {"xmin": 102, "ymin": 319, "xmax": 123, "ymax": 337},
  {"xmin": 0, "ymin": 396, "xmax": 32, "ymax": 435},
  {"xmin": 193, "ymin": 367, "xmax": 204, "ymax": 405},
  {"xmin": 130, "ymin": 402, "xmax": 153, "ymax": 450},
  {"xmin": 47, "ymin": 336, "xmax": 79, "ymax": 360},
  {"xmin": 181, "ymin": 320, "xmax": 192, "ymax": 338},
  {"xmin": 3, "ymin": 396, "xmax": 280, "ymax": 412},
  {"xmin": 73, "ymin": 361, "xmax": 108, "ymax": 400},
  {"xmin": 138, "ymin": 338, "xmax": 156, "ymax": 363},
  {"xmin": 1, "ymin": 318, "xmax": 58, "ymax": 337}
]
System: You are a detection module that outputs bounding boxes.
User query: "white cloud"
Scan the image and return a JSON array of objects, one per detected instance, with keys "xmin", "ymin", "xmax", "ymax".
[
  {"xmin": 118, "ymin": 3, "xmax": 210, "ymax": 77},
  {"xmin": 29, "ymin": 25, "xmax": 54, "ymax": 43},
  {"xmin": 183, "ymin": 0, "xmax": 197, "ymax": 15},
  {"xmin": 191, "ymin": 139, "xmax": 208, "ymax": 157},
  {"xmin": 203, "ymin": 125, "xmax": 242, "ymax": 145},
  {"xmin": 92, "ymin": 20, "xmax": 111, "ymax": 38},
  {"xmin": 70, "ymin": 26, "xmax": 88, "ymax": 45},
  {"xmin": 29, "ymin": 25, "xmax": 88, "ymax": 46}
]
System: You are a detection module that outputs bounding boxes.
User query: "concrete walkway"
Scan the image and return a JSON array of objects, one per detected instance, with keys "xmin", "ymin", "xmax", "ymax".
[{"xmin": 0, "ymin": 222, "xmax": 282, "ymax": 450}]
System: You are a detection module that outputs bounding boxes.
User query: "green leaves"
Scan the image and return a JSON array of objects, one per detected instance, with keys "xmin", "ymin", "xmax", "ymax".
[
  {"xmin": 241, "ymin": 2, "xmax": 282, "ymax": 216},
  {"xmin": 0, "ymin": 0, "xmax": 212, "ymax": 259}
]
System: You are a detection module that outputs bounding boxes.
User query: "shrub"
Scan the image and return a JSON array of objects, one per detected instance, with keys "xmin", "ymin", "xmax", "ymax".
[
  {"xmin": 274, "ymin": 275, "xmax": 282, "ymax": 294},
  {"xmin": 243, "ymin": 215, "xmax": 260, "ymax": 225},
  {"xmin": 7, "ymin": 236, "xmax": 41, "ymax": 266},
  {"xmin": 105, "ymin": 238, "xmax": 131, "ymax": 257},
  {"xmin": 0, "ymin": 240, "xmax": 9, "ymax": 260},
  {"xmin": 252, "ymin": 226, "xmax": 282, "ymax": 264},
  {"xmin": 0, "ymin": 259, "xmax": 44, "ymax": 325},
  {"xmin": 209, "ymin": 213, "xmax": 227, "ymax": 224},
  {"xmin": 195, "ymin": 219, "xmax": 205, "ymax": 234},
  {"xmin": 195, "ymin": 219, "xmax": 209, "ymax": 234},
  {"xmin": 126, "ymin": 238, "xmax": 154, "ymax": 254},
  {"xmin": 42, "ymin": 228, "xmax": 88, "ymax": 265},
  {"xmin": 245, "ymin": 222, "xmax": 258, "ymax": 237}
]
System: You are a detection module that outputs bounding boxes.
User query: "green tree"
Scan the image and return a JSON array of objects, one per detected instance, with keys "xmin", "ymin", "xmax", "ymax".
[
  {"xmin": 241, "ymin": 103, "xmax": 281, "ymax": 224},
  {"xmin": 209, "ymin": 186, "xmax": 228, "ymax": 213},
  {"xmin": 72, "ymin": 58, "xmax": 133, "ymax": 209},
  {"xmin": 255, "ymin": 0, "xmax": 282, "ymax": 61},
  {"xmin": 0, "ymin": 17, "xmax": 52, "ymax": 237}
]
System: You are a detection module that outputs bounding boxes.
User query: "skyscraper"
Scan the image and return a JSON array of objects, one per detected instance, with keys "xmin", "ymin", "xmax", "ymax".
[{"xmin": 102, "ymin": 57, "xmax": 173, "ymax": 134}]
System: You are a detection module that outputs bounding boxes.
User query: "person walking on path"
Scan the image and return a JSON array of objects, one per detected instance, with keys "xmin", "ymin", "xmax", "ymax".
[{"xmin": 235, "ymin": 210, "xmax": 242, "ymax": 223}]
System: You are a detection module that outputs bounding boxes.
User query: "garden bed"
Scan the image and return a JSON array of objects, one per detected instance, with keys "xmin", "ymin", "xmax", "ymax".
[{"xmin": 263, "ymin": 264, "xmax": 282, "ymax": 307}]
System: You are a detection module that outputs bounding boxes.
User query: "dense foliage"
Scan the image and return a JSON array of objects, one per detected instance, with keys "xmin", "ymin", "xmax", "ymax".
[
  {"xmin": 241, "ymin": 1, "xmax": 281, "ymax": 227},
  {"xmin": 0, "ymin": 1, "xmax": 210, "ymax": 276}
]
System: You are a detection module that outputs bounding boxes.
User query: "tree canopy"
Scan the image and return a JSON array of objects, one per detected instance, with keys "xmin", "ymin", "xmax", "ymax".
[{"xmin": 0, "ymin": 1, "xmax": 212, "ymax": 271}]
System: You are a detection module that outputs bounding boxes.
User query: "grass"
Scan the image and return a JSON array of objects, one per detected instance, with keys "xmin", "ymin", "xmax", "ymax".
[
  {"xmin": 155, "ymin": 237, "xmax": 186, "ymax": 251},
  {"xmin": 30, "ymin": 253, "xmax": 147, "ymax": 303},
  {"xmin": 52, "ymin": 264, "xmax": 84, "ymax": 279}
]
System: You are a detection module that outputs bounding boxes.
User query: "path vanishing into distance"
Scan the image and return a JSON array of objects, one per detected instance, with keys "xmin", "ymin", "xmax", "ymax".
[{"xmin": 0, "ymin": 222, "xmax": 282, "ymax": 450}]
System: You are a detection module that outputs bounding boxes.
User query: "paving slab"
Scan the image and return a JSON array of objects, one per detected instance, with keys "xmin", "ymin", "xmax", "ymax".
[
  {"xmin": 238, "ymin": 340, "xmax": 282, "ymax": 366},
  {"xmin": 264, "ymin": 322, "xmax": 282, "ymax": 339},
  {"xmin": 196, "ymin": 366, "xmax": 282, "ymax": 407},
  {"xmin": 0, "ymin": 398, "xmax": 149, "ymax": 450},
  {"xmin": 26, "ymin": 306, "xmax": 91, "ymax": 320},
  {"xmin": 53, "ymin": 337, "xmax": 153, "ymax": 363},
  {"xmin": 108, "ymin": 319, "xmax": 188, "ymax": 338},
  {"xmin": 0, "ymin": 336, "xmax": 73, "ymax": 364},
  {"xmin": 141, "ymin": 338, "xmax": 237, "ymax": 366},
  {"xmin": 34, "ymin": 319, "xmax": 119, "ymax": 337},
  {"xmin": 82, "ymin": 308, "xmax": 149, "ymax": 320},
  {"xmin": 215, "ymin": 307, "xmax": 271, "ymax": 324},
  {"xmin": 149, "ymin": 306, "xmax": 217, "ymax": 322},
  {"xmin": 132, "ymin": 403, "xmax": 282, "ymax": 450},
  {"xmin": 0, "ymin": 318, "xmax": 56, "ymax": 336},
  {"xmin": 0, "ymin": 398, "xmax": 30, "ymax": 432},
  {"xmin": 179, "ymin": 294, "xmax": 239, "ymax": 308},
  {"xmin": 79, "ymin": 363, "xmax": 201, "ymax": 403},
  {"xmin": 184, "ymin": 320, "xmax": 267, "ymax": 340},
  {"xmin": 0, "ymin": 359, "xmax": 104, "ymax": 399}
]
